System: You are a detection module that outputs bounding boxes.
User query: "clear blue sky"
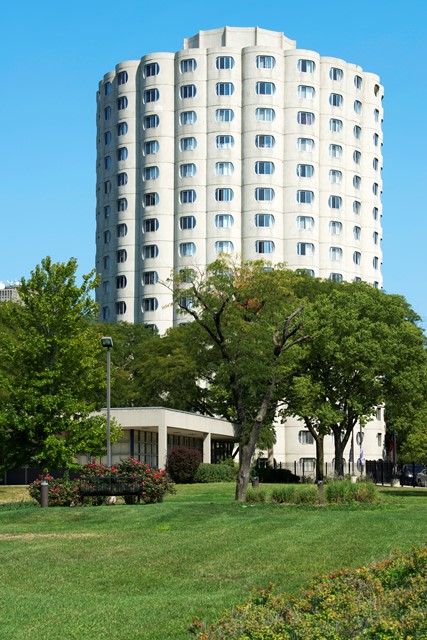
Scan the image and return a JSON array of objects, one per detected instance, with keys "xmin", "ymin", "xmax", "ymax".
[{"xmin": 1, "ymin": 0, "xmax": 426, "ymax": 327}]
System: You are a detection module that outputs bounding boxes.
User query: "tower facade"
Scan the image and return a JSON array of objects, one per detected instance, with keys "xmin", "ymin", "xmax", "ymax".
[{"xmin": 96, "ymin": 26, "xmax": 383, "ymax": 334}]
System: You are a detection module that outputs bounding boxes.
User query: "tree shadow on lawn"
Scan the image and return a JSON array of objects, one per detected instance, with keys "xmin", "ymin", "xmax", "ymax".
[{"xmin": 383, "ymin": 488, "xmax": 427, "ymax": 499}]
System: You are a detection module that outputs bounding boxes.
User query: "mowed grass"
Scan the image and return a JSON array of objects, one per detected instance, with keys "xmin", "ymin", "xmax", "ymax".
[{"xmin": 0, "ymin": 483, "xmax": 426, "ymax": 640}]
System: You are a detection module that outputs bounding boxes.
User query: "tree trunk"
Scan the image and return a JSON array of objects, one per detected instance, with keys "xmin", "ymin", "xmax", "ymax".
[
  {"xmin": 315, "ymin": 435, "xmax": 325, "ymax": 482},
  {"xmin": 332, "ymin": 425, "xmax": 353, "ymax": 478},
  {"xmin": 235, "ymin": 442, "xmax": 253, "ymax": 501}
]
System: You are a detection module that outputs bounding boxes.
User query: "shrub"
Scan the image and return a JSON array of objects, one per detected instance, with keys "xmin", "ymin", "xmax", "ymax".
[
  {"xmin": 245, "ymin": 487, "xmax": 268, "ymax": 503},
  {"xmin": 115, "ymin": 457, "xmax": 175, "ymax": 504},
  {"xmin": 190, "ymin": 546, "xmax": 427, "ymax": 639},
  {"xmin": 28, "ymin": 473, "xmax": 80, "ymax": 507},
  {"xmin": 194, "ymin": 463, "xmax": 235, "ymax": 483},
  {"xmin": 271, "ymin": 484, "xmax": 318, "ymax": 505},
  {"xmin": 166, "ymin": 447, "xmax": 202, "ymax": 483},
  {"xmin": 325, "ymin": 479, "xmax": 379, "ymax": 504}
]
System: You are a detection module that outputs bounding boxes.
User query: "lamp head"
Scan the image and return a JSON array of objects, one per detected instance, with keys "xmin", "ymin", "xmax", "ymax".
[{"xmin": 101, "ymin": 336, "xmax": 113, "ymax": 349}]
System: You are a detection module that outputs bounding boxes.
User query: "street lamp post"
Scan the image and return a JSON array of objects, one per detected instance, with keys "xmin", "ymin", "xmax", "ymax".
[{"xmin": 101, "ymin": 336, "xmax": 113, "ymax": 467}]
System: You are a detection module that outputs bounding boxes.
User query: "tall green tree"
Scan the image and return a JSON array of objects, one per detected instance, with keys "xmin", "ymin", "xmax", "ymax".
[
  {"xmin": 0, "ymin": 257, "xmax": 120, "ymax": 471},
  {"xmin": 283, "ymin": 282, "xmax": 426, "ymax": 479},
  {"xmin": 169, "ymin": 259, "xmax": 309, "ymax": 500}
]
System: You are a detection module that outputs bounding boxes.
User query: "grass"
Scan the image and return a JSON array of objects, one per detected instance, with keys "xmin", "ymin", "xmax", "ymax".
[{"xmin": 0, "ymin": 483, "xmax": 426, "ymax": 640}]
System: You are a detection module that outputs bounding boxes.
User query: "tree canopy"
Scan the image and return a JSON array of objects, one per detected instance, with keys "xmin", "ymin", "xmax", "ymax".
[{"xmin": 0, "ymin": 257, "xmax": 121, "ymax": 471}]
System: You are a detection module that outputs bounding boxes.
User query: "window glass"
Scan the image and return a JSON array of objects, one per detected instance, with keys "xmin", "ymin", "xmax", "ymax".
[
  {"xmin": 104, "ymin": 180, "xmax": 111, "ymax": 194},
  {"xmin": 180, "ymin": 110, "xmax": 197, "ymax": 125},
  {"xmin": 256, "ymin": 81, "xmax": 275, "ymax": 95},
  {"xmin": 329, "ymin": 144, "xmax": 342, "ymax": 158},
  {"xmin": 353, "ymin": 150, "xmax": 361, "ymax": 164},
  {"xmin": 143, "ymin": 218, "xmax": 159, "ymax": 232},
  {"xmin": 373, "ymin": 231, "xmax": 379, "ymax": 244},
  {"xmin": 215, "ymin": 108, "xmax": 234, "ymax": 122},
  {"xmin": 297, "ymin": 242, "xmax": 314, "ymax": 256},
  {"xmin": 255, "ymin": 161, "xmax": 275, "ymax": 175},
  {"xmin": 329, "ymin": 93, "xmax": 343, "ymax": 107},
  {"xmin": 329, "ymin": 273, "xmax": 343, "ymax": 283},
  {"xmin": 143, "ymin": 166, "xmax": 159, "ymax": 181},
  {"xmin": 143, "ymin": 88, "xmax": 159, "ymax": 103},
  {"xmin": 117, "ymin": 70, "xmax": 129, "ymax": 84},
  {"xmin": 353, "ymin": 201, "xmax": 361, "ymax": 215},
  {"xmin": 117, "ymin": 172, "xmax": 128, "ymax": 187},
  {"xmin": 216, "ymin": 56, "xmax": 234, "ymax": 69},
  {"xmin": 297, "ymin": 216, "xmax": 314, "ymax": 229},
  {"xmin": 373, "ymin": 133, "xmax": 379, "ymax": 146},
  {"xmin": 354, "ymin": 100, "xmax": 362, "ymax": 114},
  {"xmin": 329, "ymin": 220, "xmax": 342, "ymax": 234},
  {"xmin": 117, "ymin": 223, "xmax": 128, "ymax": 237},
  {"xmin": 104, "ymin": 230, "xmax": 111, "ymax": 243},
  {"xmin": 180, "ymin": 58, "xmax": 197, "ymax": 73},
  {"xmin": 373, "ymin": 183, "xmax": 379, "ymax": 195},
  {"xmin": 104, "ymin": 131, "xmax": 111, "ymax": 144},
  {"xmin": 142, "ymin": 192, "xmax": 159, "ymax": 207},
  {"xmin": 103, "ymin": 258, "xmax": 110, "ymax": 270},
  {"xmin": 328, "ymin": 195, "xmax": 342, "ymax": 209},
  {"xmin": 255, "ymin": 213, "xmax": 274, "ymax": 227},
  {"xmin": 144, "ymin": 63, "xmax": 159, "ymax": 77},
  {"xmin": 353, "ymin": 252, "xmax": 361, "ymax": 265},
  {"xmin": 143, "ymin": 245, "xmax": 159, "ymax": 259},
  {"xmin": 180, "ymin": 163, "xmax": 197, "ymax": 177},
  {"xmin": 297, "ymin": 59, "xmax": 315, "ymax": 73},
  {"xmin": 353, "ymin": 175, "xmax": 361, "ymax": 189},
  {"xmin": 215, "ymin": 188, "xmax": 233, "ymax": 202},
  {"xmin": 104, "ymin": 205, "xmax": 111, "ymax": 218},
  {"xmin": 329, "ymin": 246, "xmax": 343, "ymax": 261},
  {"xmin": 104, "ymin": 81, "xmax": 112, "ymax": 95},
  {"xmin": 373, "ymin": 207, "xmax": 379, "ymax": 220},
  {"xmin": 297, "ymin": 138, "xmax": 314, "ymax": 151},
  {"xmin": 256, "ymin": 55, "xmax": 275, "ymax": 69},
  {"xmin": 298, "ymin": 85, "xmax": 315, "ymax": 99},
  {"xmin": 296, "ymin": 190, "xmax": 313, "ymax": 204},
  {"xmin": 179, "ymin": 242, "xmax": 196, "ymax": 257},
  {"xmin": 298, "ymin": 111, "xmax": 315, "ymax": 124},
  {"xmin": 180, "ymin": 137, "xmax": 197, "ymax": 151},
  {"xmin": 215, "ymin": 214, "xmax": 234, "ymax": 228},
  {"xmin": 104, "ymin": 156, "xmax": 111, "ymax": 170},
  {"xmin": 373, "ymin": 157, "xmax": 379, "ymax": 170},
  {"xmin": 255, "ymin": 107, "xmax": 275, "ymax": 121},
  {"xmin": 102, "ymin": 306, "xmax": 110, "ymax": 320},
  {"xmin": 299, "ymin": 430, "xmax": 314, "ymax": 444},
  {"xmin": 117, "ymin": 249, "xmax": 127, "ymax": 263},
  {"xmin": 180, "ymin": 84, "xmax": 197, "ymax": 99},
  {"xmin": 180, "ymin": 189, "xmax": 196, "ymax": 204},
  {"xmin": 215, "ymin": 241, "xmax": 234, "ymax": 254},
  {"xmin": 373, "ymin": 256, "xmax": 379, "ymax": 269},
  {"xmin": 144, "ymin": 114, "xmax": 159, "ymax": 129},
  {"xmin": 180, "ymin": 215, "xmax": 196, "ymax": 229},
  {"xmin": 216, "ymin": 82, "xmax": 234, "ymax": 96},
  {"xmin": 117, "ymin": 147, "xmax": 128, "ymax": 161},
  {"xmin": 255, "ymin": 240, "xmax": 275, "ymax": 254},
  {"xmin": 353, "ymin": 226, "xmax": 361, "ymax": 240},
  {"xmin": 116, "ymin": 275, "xmax": 127, "ymax": 289},
  {"xmin": 329, "ymin": 118, "xmax": 343, "ymax": 132},
  {"xmin": 216, "ymin": 135, "xmax": 234, "ymax": 148},
  {"xmin": 296, "ymin": 164, "xmax": 314, "ymax": 177},
  {"xmin": 255, "ymin": 134, "xmax": 275, "ymax": 148},
  {"xmin": 143, "ymin": 140, "xmax": 159, "ymax": 155},
  {"xmin": 117, "ymin": 122, "xmax": 128, "ymax": 136},
  {"xmin": 143, "ymin": 271, "xmax": 158, "ymax": 285},
  {"xmin": 354, "ymin": 125, "xmax": 362, "ymax": 139},
  {"xmin": 104, "ymin": 106, "xmax": 112, "ymax": 120},
  {"xmin": 330, "ymin": 67, "xmax": 343, "ymax": 81},
  {"xmin": 215, "ymin": 161, "xmax": 234, "ymax": 176},
  {"xmin": 142, "ymin": 298, "xmax": 158, "ymax": 312},
  {"xmin": 354, "ymin": 75, "xmax": 362, "ymax": 89},
  {"xmin": 117, "ymin": 198, "xmax": 127, "ymax": 212},
  {"xmin": 255, "ymin": 187, "xmax": 275, "ymax": 201},
  {"xmin": 329, "ymin": 170, "xmax": 342, "ymax": 183},
  {"xmin": 117, "ymin": 96, "xmax": 128, "ymax": 110},
  {"xmin": 116, "ymin": 301, "xmax": 127, "ymax": 315},
  {"xmin": 374, "ymin": 109, "xmax": 380, "ymax": 122}
]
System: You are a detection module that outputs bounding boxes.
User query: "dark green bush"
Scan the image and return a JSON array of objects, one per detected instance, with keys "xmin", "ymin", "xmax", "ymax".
[
  {"xmin": 190, "ymin": 546, "xmax": 427, "ymax": 639},
  {"xmin": 166, "ymin": 447, "xmax": 202, "ymax": 483},
  {"xmin": 194, "ymin": 463, "xmax": 235, "ymax": 483}
]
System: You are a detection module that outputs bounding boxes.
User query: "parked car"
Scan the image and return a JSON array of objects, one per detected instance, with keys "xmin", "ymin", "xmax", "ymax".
[
  {"xmin": 401, "ymin": 464, "xmax": 425, "ymax": 486},
  {"xmin": 416, "ymin": 468, "xmax": 427, "ymax": 487}
]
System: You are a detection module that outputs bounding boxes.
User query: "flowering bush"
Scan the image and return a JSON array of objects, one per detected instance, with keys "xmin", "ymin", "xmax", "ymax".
[
  {"xmin": 190, "ymin": 546, "xmax": 427, "ymax": 639},
  {"xmin": 28, "ymin": 473, "xmax": 80, "ymax": 507},
  {"xmin": 28, "ymin": 457, "xmax": 175, "ymax": 506}
]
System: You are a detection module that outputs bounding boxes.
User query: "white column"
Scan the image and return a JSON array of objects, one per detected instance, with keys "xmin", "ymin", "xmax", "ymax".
[
  {"xmin": 203, "ymin": 432, "xmax": 211, "ymax": 463},
  {"xmin": 157, "ymin": 412, "xmax": 168, "ymax": 469}
]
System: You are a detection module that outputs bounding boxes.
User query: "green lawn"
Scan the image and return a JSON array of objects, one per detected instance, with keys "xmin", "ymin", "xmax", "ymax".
[{"xmin": 0, "ymin": 483, "xmax": 426, "ymax": 640}]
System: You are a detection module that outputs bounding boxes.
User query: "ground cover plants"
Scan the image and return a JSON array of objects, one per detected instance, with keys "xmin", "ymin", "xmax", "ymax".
[{"xmin": 0, "ymin": 483, "xmax": 426, "ymax": 639}]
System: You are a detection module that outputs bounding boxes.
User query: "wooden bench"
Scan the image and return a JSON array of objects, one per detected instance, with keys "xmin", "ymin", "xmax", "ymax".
[{"xmin": 79, "ymin": 476, "xmax": 143, "ymax": 502}]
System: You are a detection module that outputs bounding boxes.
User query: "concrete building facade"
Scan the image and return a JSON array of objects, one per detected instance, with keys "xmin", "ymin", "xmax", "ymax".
[{"xmin": 95, "ymin": 27, "xmax": 385, "ymax": 470}]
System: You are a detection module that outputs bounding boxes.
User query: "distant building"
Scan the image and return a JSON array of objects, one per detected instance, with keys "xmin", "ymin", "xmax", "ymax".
[{"xmin": 0, "ymin": 281, "xmax": 21, "ymax": 303}]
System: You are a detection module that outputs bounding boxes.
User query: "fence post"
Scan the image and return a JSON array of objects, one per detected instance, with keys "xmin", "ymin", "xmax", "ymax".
[{"xmin": 40, "ymin": 481, "xmax": 49, "ymax": 508}]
